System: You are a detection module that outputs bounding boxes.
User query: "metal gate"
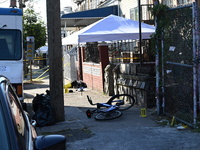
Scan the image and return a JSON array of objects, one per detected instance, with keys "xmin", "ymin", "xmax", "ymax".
[
  {"xmin": 156, "ymin": 4, "xmax": 200, "ymax": 127},
  {"xmin": 63, "ymin": 46, "xmax": 77, "ymax": 81}
]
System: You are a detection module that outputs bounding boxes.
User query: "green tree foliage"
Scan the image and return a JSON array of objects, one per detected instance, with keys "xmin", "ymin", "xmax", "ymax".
[
  {"xmin": 23, "ymin": 5, "xmax": 46, "ymax": 50},
  {"xmin": 149, "ymin": 4, "xmax": 169, "ymax": 54}
]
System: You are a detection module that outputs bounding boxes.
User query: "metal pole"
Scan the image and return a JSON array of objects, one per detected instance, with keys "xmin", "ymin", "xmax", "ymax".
[
  {"xmin": 118, "ymin": 0, "xmax": 120, "ymax": 16},
  {"xmin": 138, "ymin": 0, "xmax": 142, "ymax": 65},
  {"xmin": 153, "ymin": 1, "xmax": 160, "ymax": 115},
  {"xmin": 192, "ymin": 2, "xmax": 197, "ymax": 128},
  {"xmin": 194, "ymin": 0, "xmax": 200, "ymax": 128},
  {"xmin": 30, "ymin": 60, "xmax": 32, "ymax": 82},
  {"xmin": 155, "ymin": 32, "xmax": 160, "ymax": 115},
  {"xmin": 161, "ymin": 31, "xmax": 164, "ymax": 114}
]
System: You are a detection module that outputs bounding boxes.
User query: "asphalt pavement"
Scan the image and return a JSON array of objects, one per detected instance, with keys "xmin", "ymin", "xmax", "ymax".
[{"xmin": 23, "ymin": 67, "xmax": 200, "ymax": 150}]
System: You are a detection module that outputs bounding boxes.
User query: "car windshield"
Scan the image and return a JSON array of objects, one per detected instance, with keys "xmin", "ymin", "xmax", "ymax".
[
  {"xmin": 0, "ymin": 104, "xmax": 10, "ymax": 150},
  {"xmin": 0, "ymin": 29, "xmax": 22, "ymax": 60}
]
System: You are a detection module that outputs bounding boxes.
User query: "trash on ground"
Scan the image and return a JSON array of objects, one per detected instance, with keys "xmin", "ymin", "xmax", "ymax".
[
  {"xmin": 177, "ymin": 125, "xmax": 187, "ymax": 130},
  {"xmin": 64, "ymin": 80, "xmax": 87, "ymax": 93},
  {"xmin": 32, "ymin": 90, "xmax": 55, "ymax": 127}
]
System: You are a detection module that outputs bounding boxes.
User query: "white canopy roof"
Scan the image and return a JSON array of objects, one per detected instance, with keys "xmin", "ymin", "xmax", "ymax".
[
  {"xmin": 36, "ymin": 46, "xmax": 48, "ymax": 54},
  {"xmin": 62, "ymin": 15, "xmax": 155, "ymax": 45}
]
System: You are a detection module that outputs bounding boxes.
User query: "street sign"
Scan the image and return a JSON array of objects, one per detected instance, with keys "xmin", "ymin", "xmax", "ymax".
[{"xmin": 26, "ymin": 36, "xmax": 35, "ymax": 60}]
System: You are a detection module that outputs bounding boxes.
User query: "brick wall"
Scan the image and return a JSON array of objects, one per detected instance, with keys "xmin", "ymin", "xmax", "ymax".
[
  {"xmin": 82, "ymin": 63, "xmax": 103, "ymax": 91},
  {"xmin": 79, "ymin": 44, "xmax": 109, "ymax": 92}
]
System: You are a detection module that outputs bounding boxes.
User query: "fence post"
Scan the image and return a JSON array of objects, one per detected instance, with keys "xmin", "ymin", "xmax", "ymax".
[
  {"xmin": 195, "ymin": 0, "xmax": 200, "ymax": 128},
  {"xmin": 98, "ymin": 44, "xmax": 109, "ymax": 93},
  {"xmin": 153, "ymin": 1, "xmax": 161, "ymax": 115},
  {"xmin": 78, "ymin": 46, "xmax": 84, "ymax": 80}
]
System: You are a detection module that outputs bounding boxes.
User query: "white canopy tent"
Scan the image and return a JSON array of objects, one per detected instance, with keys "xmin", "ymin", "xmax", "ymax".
[
  {"xmin": 36, "ymin": 45, "xmax": 48, "ymax": 54},
  {"xmin": 62, "ymin": 15, "xmax": 155, "ymax": 45}
]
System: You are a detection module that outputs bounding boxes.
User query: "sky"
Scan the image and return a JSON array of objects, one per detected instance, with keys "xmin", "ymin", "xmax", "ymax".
[{"xmin": 0, "ymin": 0, "xmax": 73, "ymax": 22}]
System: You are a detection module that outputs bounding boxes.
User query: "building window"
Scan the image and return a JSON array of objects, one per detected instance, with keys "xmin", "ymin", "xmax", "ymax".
[
  {"xmin": 130, "ymin": 7, "xmax": 138, "ymax": 21},
  {"xmin": 178, "ymin": 0, "xmax": 192, "ymax": 5},
  {"xmin": 163, "ymin": 0, "xmax": 192, "ymax": 6}
]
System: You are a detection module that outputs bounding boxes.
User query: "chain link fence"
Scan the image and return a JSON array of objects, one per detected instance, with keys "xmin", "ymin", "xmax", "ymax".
[
  {"xmin": 159, "ymin": 5, "xmax": 197, "ymax": 127},
  {"xmin": 63, "ymin": 46, "xmax": 77, "ymax": 81}
]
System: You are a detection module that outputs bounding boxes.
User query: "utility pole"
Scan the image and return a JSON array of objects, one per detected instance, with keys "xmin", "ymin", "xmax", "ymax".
[{"xmin": 47, "ymin": 0, "xmax": 65, "ymax": 122}]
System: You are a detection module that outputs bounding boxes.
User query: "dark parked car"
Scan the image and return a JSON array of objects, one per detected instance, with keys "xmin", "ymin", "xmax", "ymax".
[{"xmin": 0, "ymin": 75, "xmax": 66, "ymax": 150}]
